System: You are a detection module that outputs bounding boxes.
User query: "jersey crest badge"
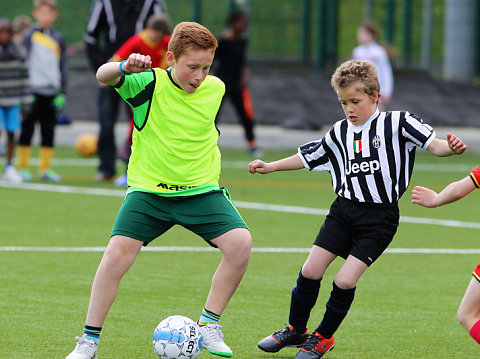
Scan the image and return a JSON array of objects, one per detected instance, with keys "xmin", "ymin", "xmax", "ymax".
[
  {"xmin": 372, "ymin": 135, "xmax": 381, "ymax": 149},
  {"xmin": 353, "ymin": 140, "xmax": 362, "ymax": 153}
]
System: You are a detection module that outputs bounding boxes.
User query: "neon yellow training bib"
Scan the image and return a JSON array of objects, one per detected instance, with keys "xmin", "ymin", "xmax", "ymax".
[{"xmin": 115, "ymin": 68, "xmax": 225, "ymax": 196}]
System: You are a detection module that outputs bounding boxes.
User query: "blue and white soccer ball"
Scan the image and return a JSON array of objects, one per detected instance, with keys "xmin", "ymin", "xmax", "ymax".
[{"xmin": 153, "ymin": 315, "xmax": 203, "ymax": 358}]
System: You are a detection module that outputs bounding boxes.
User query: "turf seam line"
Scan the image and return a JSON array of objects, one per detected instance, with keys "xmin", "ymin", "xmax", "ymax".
[{"xmin": 1, "ymin": 181, "xmax": 480, "ymax": 229}]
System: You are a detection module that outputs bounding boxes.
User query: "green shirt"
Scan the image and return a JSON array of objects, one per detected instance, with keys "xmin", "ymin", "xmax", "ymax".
[{"xmin": 114, "ymin": 68, "xmax": 225, "ymax": 196}]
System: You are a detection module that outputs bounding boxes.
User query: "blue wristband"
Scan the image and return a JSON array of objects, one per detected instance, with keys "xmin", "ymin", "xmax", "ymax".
[{"xmin": 119, "ymin": 60, "xmax": 130, "ymax": 75}]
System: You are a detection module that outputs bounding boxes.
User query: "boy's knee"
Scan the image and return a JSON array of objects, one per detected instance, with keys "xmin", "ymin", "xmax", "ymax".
[
  {"xmin": 333, "ymin": 276, "xmax": 357, "ymax": 290},
  {"xmin": 102, "ymin": 245, "xmax": 126, "ymax": 267},
  {"xmin": 301, "ymin": 261, "xmax": 327, "ymax": 280},
  {"xmin": 102, "ymin": 236, "xmax": 137, "ymax": 267},
  {"xmin": 222, "ymin": 229, "xmax": 252, "ymax": 263},
  {"xmin": 235, "ymin": 232, "xmax": 252, "ymax": 260},
  {"xmin": 301, "ymin": 266, "xmax": 322, "ymax": 280}
]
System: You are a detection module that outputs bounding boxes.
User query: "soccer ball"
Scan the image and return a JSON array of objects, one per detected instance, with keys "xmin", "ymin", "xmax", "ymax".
[
  {"xmin": 153, "ymin": 315, "xmax": 203, "ymax": 358},
  {"xmin": 75, "ymin": 133, "xmax": 98, "ymax": 157}
]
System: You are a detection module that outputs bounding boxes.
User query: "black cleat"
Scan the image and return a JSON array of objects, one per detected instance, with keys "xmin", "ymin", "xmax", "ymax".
[{"xmin": 258, "ymin": 325, "xmax": 309, "ymax": 353}]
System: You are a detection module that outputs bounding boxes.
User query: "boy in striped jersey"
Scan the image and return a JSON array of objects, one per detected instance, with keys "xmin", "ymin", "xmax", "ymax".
[
  {"xmin": 250, "ymin": 60, "xmax": 466, "ymax": 358},
  {"xmin": 412, "ymin": 166, "xmax": 480, "ymax": 346},
  {"xmin": 66, "ymin": 22, "xmax": 251, "ymax": 359}
]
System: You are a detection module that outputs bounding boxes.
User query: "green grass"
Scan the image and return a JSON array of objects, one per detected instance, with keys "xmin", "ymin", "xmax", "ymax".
[{"xmin": 1, "ymin": 147, "xmax": 480, "ymax": 358}]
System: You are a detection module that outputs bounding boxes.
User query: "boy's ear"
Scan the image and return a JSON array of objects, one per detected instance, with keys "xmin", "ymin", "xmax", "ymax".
[
  {"xmin": 166, "ymin": 51, "xmax": 175, "ymax": 67},
  {"xmin": 373, "ymin": 91, "xmax": 379, "ymax": 104}
]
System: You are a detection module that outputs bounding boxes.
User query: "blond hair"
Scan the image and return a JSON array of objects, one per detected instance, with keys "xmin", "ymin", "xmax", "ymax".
[
  {"xmin": 168, "ymin": 22, "xmax": 217, "ymax": 59},
  {"xmin": 331, "ymin": 60, "xmax": 380, "ymax": 99},
  {"xmin": 34, "ymin": 0, "xmax": 57, "ymax": 9},
  {"xmin": 13, "ymin": 15, "xmax": 32, "ymax": 35}
]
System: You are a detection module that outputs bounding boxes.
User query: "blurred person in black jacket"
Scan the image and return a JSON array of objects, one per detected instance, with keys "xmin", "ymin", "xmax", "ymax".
[
  {"xmin": 213, "ymin": 10, "xmax": 260, "ymax": 157},
  {"xmin": 84, "ymin": 0, "xmax": 167, "ymax": 181}
]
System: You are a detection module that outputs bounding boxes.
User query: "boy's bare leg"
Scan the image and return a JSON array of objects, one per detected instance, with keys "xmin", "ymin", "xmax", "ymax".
[
  {"xmin": 199, "ymin": 228, "xmax": 251, "ymax": 357},
  {"xmin": 457, "ymin": 278, "xmax": 480, "ymax": 331},
  {"xmin": 205, "ymin": 228, "xmax": 252, "ymax": 315},
  {"xmin": 301, "ymin": 245, "xmax": 337, "ymax": 279},
  {"xmin": 85, "ymin": 235, "xmax": 143, "ymax": 327},
  {"xmin": 6, "ymin": 132, "xmax": 15, "ymax": 164},
  {"xmin": 334, "ymin": 255, "xmax": 368, "ymax": 289}
]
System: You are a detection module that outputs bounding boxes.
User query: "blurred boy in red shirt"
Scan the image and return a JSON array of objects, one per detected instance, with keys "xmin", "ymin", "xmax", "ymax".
[{"xmin": 111, "ymin": 13, "xmax": 171, "ymax": 186}]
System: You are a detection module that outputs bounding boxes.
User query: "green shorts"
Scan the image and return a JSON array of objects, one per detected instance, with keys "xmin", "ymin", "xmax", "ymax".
[{"xmin": 111, "ymin": 188, "xmax": 248, "ymax": 246}]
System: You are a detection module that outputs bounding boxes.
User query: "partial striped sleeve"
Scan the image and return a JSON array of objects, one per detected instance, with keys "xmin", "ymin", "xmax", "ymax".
[
  {"xmin": 400, "ymin": 112, "xmax": 435, "ymax": 149},
  {"xmin": 470, "ymin": 166, "xmax": 480, "ymax": 188},
  {"xmin": 473, "ymin": 263, "xmax": 480, "ymax": 283},
  {"xmin": 298, "ymin": 138, "xmax": 329, "ymax": 171}
]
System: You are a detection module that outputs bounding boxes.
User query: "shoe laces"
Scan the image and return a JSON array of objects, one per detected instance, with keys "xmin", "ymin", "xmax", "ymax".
[
  {"xmin": 74, "ymin": 335, "xmax": 97, "ymax": 354},
  {"xmin": 303, "ymin": 332, "xmax": 329, "ymax": 352},
  {"xmin": 274, "ymin": 323, "xmax": 291, "ymax": 333},
  {"xmin": 202, "ymin": 323, "xmax": 224, "ymax": 342},
  {"xmin": 272, "ymin": 323, "xmax": 298, "ymax": 340}
]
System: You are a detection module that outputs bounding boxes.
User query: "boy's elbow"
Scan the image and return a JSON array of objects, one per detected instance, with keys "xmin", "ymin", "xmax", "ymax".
[
  {"xmin": 95, "ymin": 68, "xmax": 103, "ymax": 82},
  {"xmin": 96, "ymin": 70, "xmax": 108, "ymax": 84}
]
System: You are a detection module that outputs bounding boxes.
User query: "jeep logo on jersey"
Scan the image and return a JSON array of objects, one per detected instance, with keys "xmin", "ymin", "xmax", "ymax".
[
  {"xmin": 346, "ymin": 158, "xmax": 380, "ymax": 175},
  {"xmin": 353, "ymin": 140, "xmax": 362, "ymax": 153}
]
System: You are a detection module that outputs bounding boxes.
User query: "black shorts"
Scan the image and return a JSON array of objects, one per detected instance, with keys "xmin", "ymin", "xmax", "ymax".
[{"xmin": 314, "ymin": 196, "xmax": 399, "ymax": 266}]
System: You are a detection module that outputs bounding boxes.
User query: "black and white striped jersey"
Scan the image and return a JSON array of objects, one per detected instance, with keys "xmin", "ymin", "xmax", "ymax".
[{"xmin": 298, "ymin": 109, "xmax": 435, "ymax": 204}]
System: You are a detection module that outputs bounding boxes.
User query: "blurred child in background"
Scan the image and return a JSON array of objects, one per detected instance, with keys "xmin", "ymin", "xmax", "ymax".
[
  {"xmin": 17, "ymin": 0, "xmax": 67, "ymax": 182},
  {"xmin": 111, "ymin": 13, "xmax": 171, "ymax": 71},
  {"xmin": 110, "ymin": 13, "xmax": 171, "ymax": 187},
  {"xmin": 0, "ymin": 18, "xmax": 29, "ymax": 182},
  {"xmin": 213, "ymin": 10, "xmax": 260, "ymax": 156},
  {"xmin": 353, "ymin": 21, "xmax": 393, "ymax": 108},
  {"xmin": 85, "ymin": 0, "xmax": 167, "ymax": 182},
  {"xmin": 12, "ymin": 15, "xmax": 32, "ymax": 44}
]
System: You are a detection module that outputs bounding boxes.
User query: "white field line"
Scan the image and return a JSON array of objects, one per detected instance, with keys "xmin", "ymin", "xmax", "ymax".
[
  {"xmin": 1, "ymin": 246, "xmax": 480, "ymax": 254},
  {"xmin": 1, "ymin": 180, "xmax": 480, "ymax": 230},
  {"xmin": 3, "ymin": 158, "xmax": 476, "ymax": 172}
]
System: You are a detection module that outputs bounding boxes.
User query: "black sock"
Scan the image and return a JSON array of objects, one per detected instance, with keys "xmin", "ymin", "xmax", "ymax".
[
  {"xmin": 316, "ymin": 281, "xmax": 356, "ymax": 339},
  {"xmin": 289, "ymin": 269, "xmax": 321, "ymax": 333},
  {"xmin": 84, "ymin": 324, "xmax": 102, "ymax": 344}
]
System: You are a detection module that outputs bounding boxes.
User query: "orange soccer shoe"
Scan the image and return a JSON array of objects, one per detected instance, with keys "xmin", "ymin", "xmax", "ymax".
[{"xmin": 294, "ymin": 332, "xmax": 334, "ymax": 359}]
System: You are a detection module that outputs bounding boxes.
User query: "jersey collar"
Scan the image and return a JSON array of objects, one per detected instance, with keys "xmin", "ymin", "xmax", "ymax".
[{"xmin": 166, "ymin": 68, "xmax": 182, "ymax": 90}]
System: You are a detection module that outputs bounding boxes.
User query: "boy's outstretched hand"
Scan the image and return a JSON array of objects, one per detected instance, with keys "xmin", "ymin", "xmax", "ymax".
[
  {"xmin": 447, "ymin": 133, "xmax": 467, "ymax": 154},
  {"xmin": 411, "ymin": 186, "xmax": 438, "ymax": 208},
  {"xmin": 124, "ymin": 53, "xmax": 152, "ymax": 74},
  {"xmin": 248, "ymin": 159, "xmax": 272, "ymax": 174}
]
